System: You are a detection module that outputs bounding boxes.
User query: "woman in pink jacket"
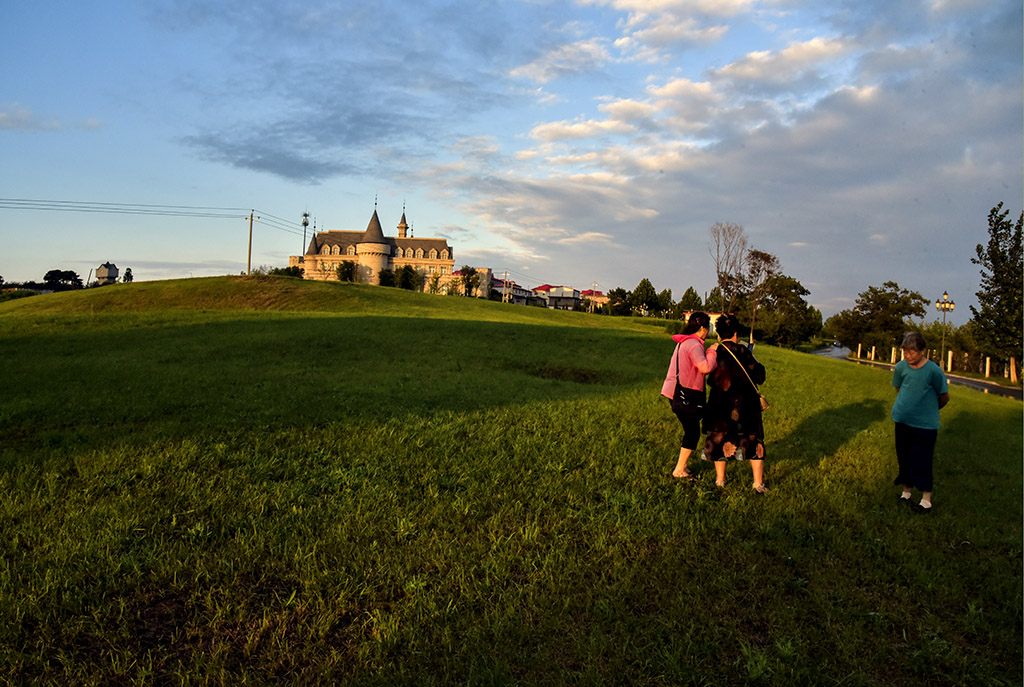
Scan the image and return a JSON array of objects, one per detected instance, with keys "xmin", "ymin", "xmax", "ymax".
[{"xmin": 661, "ymin": 311, "xmax": 718, "ymax": 480}]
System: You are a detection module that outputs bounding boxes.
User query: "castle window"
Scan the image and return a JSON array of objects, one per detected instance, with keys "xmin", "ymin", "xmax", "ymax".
[
  {"xmin": 333, "ymin": 245, "xmax": 341, "ymax": 255},
  {"xmin": 441, "ymin": 250, "xmax": 449, "ymax": 260},
  {"xmin": 429, "ymin": 249, "xmax": 438, "ymax": 259},
  {"xmin": 396, "ymin": 247, "xmax": 404, "ymax": 258},
  {"xmin": 416, "ymin": 248, "xmax": 424, "ymax": 258},
  {"xmin": 428, "ymin": 266, "xmax": 435, "ymax": 274},
  {"xmin": 321, "ymin": 246, "xmax": 330, "ymax": 255},
  {"xmin": 441, "ymin": 266, "xmax": 448, "ymax": 275},
  {"xmin": 347, "ymin": 245, "xmax": 356, "ymax": 256}
]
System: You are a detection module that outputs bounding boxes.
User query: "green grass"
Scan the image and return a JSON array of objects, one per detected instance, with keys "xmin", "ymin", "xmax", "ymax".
[{"xmin": 1, "ymin": 276, "xmax": 1021, "ymax": 686}]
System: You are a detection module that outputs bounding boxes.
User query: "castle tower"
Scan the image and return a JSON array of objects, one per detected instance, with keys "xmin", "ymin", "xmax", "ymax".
[
  {"xmin": 397, "ymin": 211, "xmax": 409, "ymax": 238},
  {"xmin": 357, "ymin": 209, "xmax": 391, "ymax": 284}
]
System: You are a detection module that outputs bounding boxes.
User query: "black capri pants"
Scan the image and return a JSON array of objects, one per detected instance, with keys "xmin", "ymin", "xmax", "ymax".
[{"xmin": 672, "ymin": 409, "xmax": 703, "ymax": 450}]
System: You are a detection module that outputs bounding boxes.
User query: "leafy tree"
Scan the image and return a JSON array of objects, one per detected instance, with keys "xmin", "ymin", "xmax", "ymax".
[
  {"xmin": 677, "ymin": 286, "xmax": 702, "ymax": 311},
  {"xmin": 704, "ymin": 286, "xmax": 723, "ymax": 313},
  {"xmin": 605, "ymin": 287, "xmax": 631, "ymax": 316},
  {"xmin": 396, "ymin": 265, "xmax": 419, "ymax": 290},
  {"xmin": 336, "ymin": 261, "xmax": 357, "ymax": 282},
  {"xmin": 427, "ymin": 273, "xmax": 441, "ymax": 295},
  {"xmin": 122, "ymin": 267, "xmax": 134, "ymax": 283},
  {"xmin": 0, "ymin": 275, "xmax": 4, "ymax": 287},
  {"xmin": 754, "ymin": 274, "xmax": 820, "ymax": 346},
  {"xmin": 740, "ymin": 249, "xmax": 782, "ymax": 343},
  {"xmin": 630, "ymin": 278, "xmax": 659, "ymax": 315},
  {"xmin": 970, "ymin": 202, "xmax": 1022, "ymax": 380},
  {"xmin": 826, "ymin": 281, "xmax": 927, "ymax": 350},
  {"xmin": 460, "ymin": 266, "xmax": 479, "ymax": 296},
  {"xmin": 708, "ymin": 222, "xmax": 747, "ymax": 313},
  {"xmin": 656, "ymin": 288, "xmax": 673, "ymax": 315},
  {"xmin": 43, "ymin": 269, "xmax": 83, "ymax": 291},
  {"xmin": 377, "ymin": 269, "xmax": 396, "ymax": 287}
]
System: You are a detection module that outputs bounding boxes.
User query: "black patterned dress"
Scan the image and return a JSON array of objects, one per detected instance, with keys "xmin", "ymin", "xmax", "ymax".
[{"xmin": 701, "ymin": 341, "xmax": 767, "ymax": 461}]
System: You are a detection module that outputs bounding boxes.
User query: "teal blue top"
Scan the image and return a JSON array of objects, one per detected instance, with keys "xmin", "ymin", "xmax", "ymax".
[{"xmin": 891, "ymin": 359, "xmax": 948, "ymax": 430}]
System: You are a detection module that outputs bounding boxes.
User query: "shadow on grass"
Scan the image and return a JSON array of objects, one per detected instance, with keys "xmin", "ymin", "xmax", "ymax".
[
  {"xmin": 0, "ymin": 314, "xmax": 667, "ymax": 464},
  {"xmin": 769, "ymin": 398, "xmax": 888, "ymax": 478}
]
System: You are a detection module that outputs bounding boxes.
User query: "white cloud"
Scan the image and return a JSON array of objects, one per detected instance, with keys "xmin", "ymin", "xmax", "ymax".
[
  {"xmin": 529, "ymin": 117, "xmax": 636, "ymax": 141},
  {"xmin": 509, "ymin": 38, "xmax": 612, "ymax": 83},
  {"xmin": 713, "ymin": 36, "xmax": 852, "ymax": 85},
  {"xmin": 0, "ymin": 104, "xmax": 60, "ymax": 131}
]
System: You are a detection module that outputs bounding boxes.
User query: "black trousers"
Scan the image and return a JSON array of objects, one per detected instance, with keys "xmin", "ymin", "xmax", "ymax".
[{"xmin": 893, "ymin": 422, "xmax": 937, "ymax": 492}]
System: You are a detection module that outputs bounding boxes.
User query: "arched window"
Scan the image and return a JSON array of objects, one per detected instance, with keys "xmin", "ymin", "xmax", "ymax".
[
  {"xmin": 429, "ymin": 249, "xmax": 438, "ymax": 259},
  {"xmin": 440, "ymin": 250, "xmax": 449, "ymax": 260},
  {"xmin": 321, "ymin": 246, "xmax": 330, "ymax": 255},
  {"xmin": 332, "ymin": 245, "xmax": 340, "ymax": 255},
  {"xmin": 347, "ymin": 245, "xmax": 356, "ymax": 256},
  {"xmin": 416, "ymin": 248, "xmax": 424, "ymax": 258},
  {"xmin": 395, "ymin": 247, "xmax": 404, "ymax": 258}
]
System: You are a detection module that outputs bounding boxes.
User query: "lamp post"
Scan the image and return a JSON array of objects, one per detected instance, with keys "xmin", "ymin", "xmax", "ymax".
[{"xmin": 935, "ymin": 291, "xmax": 955, "ymax": 370}]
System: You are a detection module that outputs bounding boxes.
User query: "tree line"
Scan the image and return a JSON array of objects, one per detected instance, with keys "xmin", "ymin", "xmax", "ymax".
[
  {"xmin": 1, "ymin": 268, "xmax": 134, "ymax": 293},
  {"xmin": 823, "ymin": 203, "xmax": 1022, "ymax": 379},
  {"xmin": 597, "ymin": 222, "xmax": 822, "ymax": 347}
]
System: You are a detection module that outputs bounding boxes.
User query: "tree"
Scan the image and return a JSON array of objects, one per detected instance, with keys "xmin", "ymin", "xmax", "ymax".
[
  {"xmin": 630, "ymin": 278, "xmax": 659, "ymax": 315},
  {"xmin": 708, "ymin": 222, "xmax": 747, "ymax": 313},
  {"xmin": 336, "ymin": 261, "xmax": 357, "ymax": 282},
  {"xmin": 676, "ymin": 286, "xmax": 702, "ymax": 312},
  {"xmin": 605, "ymin": 287, "xmax": 631, "ymax": 316},
  {"xmin": 826, "ymin": 281, "xmax": 928, "ymax": 350},
  {"xmin": 459, "ymin": 266, "xmax": 479, "ymax": 296},
  {"xmin": 754, "ymin": 274, "xmax": 820, "ymax": 346},
  {"xmin": 704, "ymin": 286, "xmax": 723, "ymax": 313},
  {"xmin": 377, "ymin": 268, "xmax": 396, "ymax": 287},
  {"xmin": 738, "ymin": 249, "xmax": 782, "ymax": 343},
  {"xmin": 657, "ymin": 288, "xmax": 673, "ymax": 315},
  {"xmin": 122, "ymin": 267, "xmax": 134, "ymax": 283},
  {"xmin": 397, "ymin": 265, "xmax": 419, "ymax": 290},
  {"xmin": 43, "ymin": 269, "xmax": 83, "ymax": 291},
  {"xmin": 427, "ymin": 273, "xmax": 441, "ymax": 295},
  {"xmin": 970, "ymin": 202, "xmax": 1022, "ymax": 381}
]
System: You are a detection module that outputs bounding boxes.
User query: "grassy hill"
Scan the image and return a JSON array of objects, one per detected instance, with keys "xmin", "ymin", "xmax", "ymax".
[{"xmin": 1, "ymin": 276, "xmax": 1021, "ymax": 685}]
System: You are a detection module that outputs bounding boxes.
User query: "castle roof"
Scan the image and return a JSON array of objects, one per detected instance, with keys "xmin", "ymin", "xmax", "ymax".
[{"xmin": 362, "ymin": 210, "xmax": 387, "ymax": 244}]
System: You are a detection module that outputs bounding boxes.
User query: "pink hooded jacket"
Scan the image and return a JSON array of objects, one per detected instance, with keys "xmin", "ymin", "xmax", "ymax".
[{"xmin": 660, "ymin": 334, "xmax": 717, "ymax": 398}]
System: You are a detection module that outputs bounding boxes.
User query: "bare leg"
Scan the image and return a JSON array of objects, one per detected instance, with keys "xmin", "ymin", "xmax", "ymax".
[
  {"xmin": 672, "ymin": 447, "xmax": 693, "ymax": 478},
  {"xmin": 751, "ymin": 459, "xmax": 765, "ymax": 492},
  {"xmin": 715, "ymin": 461, "xmax": 727, "ymax": 487}
]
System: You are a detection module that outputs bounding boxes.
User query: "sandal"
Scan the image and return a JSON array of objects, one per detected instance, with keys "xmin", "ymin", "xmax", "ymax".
[{"xmin": 752, "ymin": 483, "xmax": 767, "ymax": 494}]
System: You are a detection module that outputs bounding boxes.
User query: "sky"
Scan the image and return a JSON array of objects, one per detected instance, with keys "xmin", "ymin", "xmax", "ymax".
[{"xmin": 1, "ymin": 0, "xmax": 1021, "ymax": 325}]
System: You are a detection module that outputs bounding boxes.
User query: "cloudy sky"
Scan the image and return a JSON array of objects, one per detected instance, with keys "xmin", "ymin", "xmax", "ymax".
[{"xmin": 2, "ymin": 0, "xmax": 1020, "ymax": 324}]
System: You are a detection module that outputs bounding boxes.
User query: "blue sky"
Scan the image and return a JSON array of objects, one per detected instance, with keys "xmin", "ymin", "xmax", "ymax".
[{"xmin": 2, "ymin": 0, "xmax": 1021, "ymax": 324}]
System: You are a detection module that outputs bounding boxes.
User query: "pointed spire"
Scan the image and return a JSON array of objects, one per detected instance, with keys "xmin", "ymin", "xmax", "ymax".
[{"xmin": 361, "ymin": 208, "xmax": 387, "ymax": 244}]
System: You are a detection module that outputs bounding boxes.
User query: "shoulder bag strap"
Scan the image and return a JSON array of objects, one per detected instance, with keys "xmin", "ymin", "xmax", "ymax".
[{"xmin": 721, "ymin": 343, "xmax": 761, "ymax": 394}]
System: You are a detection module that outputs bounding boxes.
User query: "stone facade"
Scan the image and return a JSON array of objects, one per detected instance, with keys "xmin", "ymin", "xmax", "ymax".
[{"xmin": 290, "ymin": 210, "xmax": 456, "ymax": 289}]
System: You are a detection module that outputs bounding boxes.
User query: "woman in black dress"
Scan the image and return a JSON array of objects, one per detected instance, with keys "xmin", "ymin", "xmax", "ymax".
[{"xmin": 702, "ymin": 313, "xmax": 768, "ymax": 493}]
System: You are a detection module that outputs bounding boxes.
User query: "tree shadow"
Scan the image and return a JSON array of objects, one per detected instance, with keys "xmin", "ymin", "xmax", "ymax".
[{"xmin": 768, "ymin": 398, "xmax": 888, "ymax": 482}]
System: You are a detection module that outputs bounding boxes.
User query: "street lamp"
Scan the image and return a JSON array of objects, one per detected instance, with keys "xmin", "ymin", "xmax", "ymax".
[{"xmin": 935, "ymin": 291, "xmax": 955, "ymax": 370}]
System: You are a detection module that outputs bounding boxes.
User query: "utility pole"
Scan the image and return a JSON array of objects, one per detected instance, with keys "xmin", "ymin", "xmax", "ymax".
[
  {"xmin": 503, "ymin": 269, "xmax": 510, "ymax": 303},
  {"xmin": 246, "ymin": 210, "xmax": 260, "ymax": 275}
]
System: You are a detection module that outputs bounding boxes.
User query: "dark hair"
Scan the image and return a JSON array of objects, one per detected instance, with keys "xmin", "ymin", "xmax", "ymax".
[
  {"xmin": 682, "ymin": 311, "xmax": 711, "ymax": 335},
  {"xmin": 901, "ymin": 331, "xmax": 926, "ymax": 351},
  {"xmin": 715, "ymin": 313, "xmax": 741, "ymax": 339}
]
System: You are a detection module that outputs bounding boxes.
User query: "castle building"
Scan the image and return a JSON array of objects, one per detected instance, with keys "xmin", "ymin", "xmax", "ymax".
[{"xmin": 290, "ymin": 209, "xmax": 455, "ymax": 288}]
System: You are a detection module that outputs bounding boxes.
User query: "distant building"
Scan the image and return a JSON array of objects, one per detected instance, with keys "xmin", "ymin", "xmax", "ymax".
[
  {"xmin": 493, "ymin": 276, "xmax": 532, "ymax": 304},
  {"xmin": 96, "ymin": 262, "xmax": 119, "ymax": 285},
  {"xmin": 580, "ymin": 289, "xmax": 608, "ymax": 312},
  {"xmin": 533, "ymin": 284, "xmax": 581, "ymax": 310},
  {"xmin": 290, "ymin": 209, "xmax": 456, "ymax": 289}
]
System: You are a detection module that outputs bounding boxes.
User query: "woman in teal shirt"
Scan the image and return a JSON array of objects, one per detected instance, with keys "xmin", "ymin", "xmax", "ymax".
[{"xmin": 892, "ymin": 331, "xmax": 950, "ymax": 513}]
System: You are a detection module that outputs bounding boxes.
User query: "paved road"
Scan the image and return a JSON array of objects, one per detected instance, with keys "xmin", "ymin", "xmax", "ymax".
[{"xmin": 811, "ymin": 347, "xmax": 1022, "ymax": 400}]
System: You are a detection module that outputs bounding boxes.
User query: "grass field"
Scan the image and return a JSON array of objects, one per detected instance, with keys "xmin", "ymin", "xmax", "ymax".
[{"xmin": 1, "ymin": 276, "xmax": 1021, "ymax": 686}]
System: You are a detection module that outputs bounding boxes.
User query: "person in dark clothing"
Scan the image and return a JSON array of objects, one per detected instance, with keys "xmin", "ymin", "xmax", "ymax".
[{"xmin": 702, "ymin": 313, "xmax": 768, "ymax": 493}]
